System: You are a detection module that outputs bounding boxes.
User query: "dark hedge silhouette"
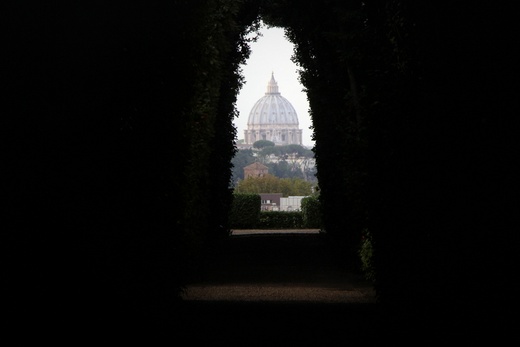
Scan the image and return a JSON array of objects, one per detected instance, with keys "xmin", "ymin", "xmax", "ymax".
[{"xmin": 5, "ymin": 0, "xmax": 516, "ymax": 338}]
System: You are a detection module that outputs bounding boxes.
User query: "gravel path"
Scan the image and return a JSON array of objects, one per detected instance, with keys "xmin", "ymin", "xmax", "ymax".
[
  {"xmin": 176, "ymin": 230, "xmax": 507, "ymax": 343},
  {"xmin": 181, "ymin": 230, "xmax": 375, "ymax": 304},
  {"xmin": 177, "ymin": 231, "xmax": 378, "ymax": 343}
]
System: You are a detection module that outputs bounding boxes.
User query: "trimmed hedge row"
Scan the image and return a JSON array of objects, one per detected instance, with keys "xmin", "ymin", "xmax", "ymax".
[
  {"xmin": 301, "ymin": 195, "xmax": 322, "ymax": 228},
  {"xmin": 228, "ymin": 193, "xmax": 261, "ymax": 229},
  {"xmin": 229, "ymin": 193, "xmax": 322, "ymax": 229},
  {"xmin": 258, "ymin": 211, "xmax": 304, "ymax": 229}
]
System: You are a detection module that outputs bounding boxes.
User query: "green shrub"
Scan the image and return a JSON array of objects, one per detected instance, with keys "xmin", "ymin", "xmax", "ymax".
[
  {"xmin": 359, "ymin": 228, "xmax": 375, "ymax": 282},
  {"xmin": 257, "ymin": 211, "xmax": 304, "ymax": 229},
  {"xmin": 301, "ymin": 195, "xmax": 322, "ymax": 228},
  {"xmin": 229, "ymin": 193, "xmax": 261, "ymax": 229}
]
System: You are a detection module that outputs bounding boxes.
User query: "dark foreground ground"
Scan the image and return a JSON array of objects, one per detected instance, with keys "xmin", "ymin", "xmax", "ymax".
[
  {"xmin": 11, "ymin": 230, "xmax": 512, "ymax": 343},
  {"xmin": 182, "ymin": 229, "xmax": 375, "ymax": 304},
  {"xmin": 176, "ymin": 230, "xmax": 381, "ymax": 344},
  {"xmin": 165, "ymin": 230, "xmax": 509, "ymax": 344},
  {"xmin": 173, "ymin": 230, "xmax": 515, "ymax": 344}
]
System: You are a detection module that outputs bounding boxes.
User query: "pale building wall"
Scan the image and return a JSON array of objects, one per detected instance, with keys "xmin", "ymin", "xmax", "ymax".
[{"xmin": 279, "ymin": 196, "xmax": 306, "ymax": 211}]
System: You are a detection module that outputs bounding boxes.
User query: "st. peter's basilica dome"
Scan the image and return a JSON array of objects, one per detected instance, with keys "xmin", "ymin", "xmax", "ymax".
[{"xmin": 244, "ymin": 73, "xmax": 302, "ymax": 145}]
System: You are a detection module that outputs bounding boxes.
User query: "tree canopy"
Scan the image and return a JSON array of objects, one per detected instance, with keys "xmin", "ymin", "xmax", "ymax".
[
  {"xmin": 234, "ymin": 174, "xmax": 313, "ymax": 196},
  {"xmin": 253, "ymin": 139, "xmax": 275, "ymax": 149},
  {"xmin": 258, "ymin": 144, "xmax": 313, "ymax": 157}
]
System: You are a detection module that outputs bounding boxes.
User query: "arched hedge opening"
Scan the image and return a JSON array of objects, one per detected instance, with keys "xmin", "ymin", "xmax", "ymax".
[{"xmin": 6, "ymin": 0, "xmax": 515, "ymax": 334}]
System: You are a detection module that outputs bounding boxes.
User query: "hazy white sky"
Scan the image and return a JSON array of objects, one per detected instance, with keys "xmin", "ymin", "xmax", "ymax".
[{"xmin": 234, "ymin": 23, "xmax": 314, "ymax": 147}]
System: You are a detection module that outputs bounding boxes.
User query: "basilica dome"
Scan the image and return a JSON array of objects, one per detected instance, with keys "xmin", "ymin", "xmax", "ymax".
[{"xmin": 244, "ymin": 73, "xmax": 302, "ymax": 145}]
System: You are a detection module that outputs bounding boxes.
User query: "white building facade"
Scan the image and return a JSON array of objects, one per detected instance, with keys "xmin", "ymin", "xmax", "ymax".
[{"xmin": 279, "ymin": 196, "xmax": 306, "ymax": 211}]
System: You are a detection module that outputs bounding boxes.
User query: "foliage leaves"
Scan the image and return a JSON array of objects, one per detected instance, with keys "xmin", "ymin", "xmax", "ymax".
[
  {"xmin": 253, "ymin": 140, "xmax": 275, "ymax": 148},
  {"xmin": 234, "ymin": 174, "xmax": 313, "ymax": 196},
  {"xmin": 301, "ymin": 195, "xmax": 322, "ymax": 229},
  {"xmin": 229, "ymin": 193, "xmax": 261, "ymax": 228},
  {"xmin": 261, "ymin": 0, "xmax": 368, "ymax": 264}
]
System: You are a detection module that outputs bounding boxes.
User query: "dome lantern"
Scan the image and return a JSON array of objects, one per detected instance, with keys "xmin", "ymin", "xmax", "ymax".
[{"xmin": 266, "ymin": 72, "xmax": 280, "ymax": 94}]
